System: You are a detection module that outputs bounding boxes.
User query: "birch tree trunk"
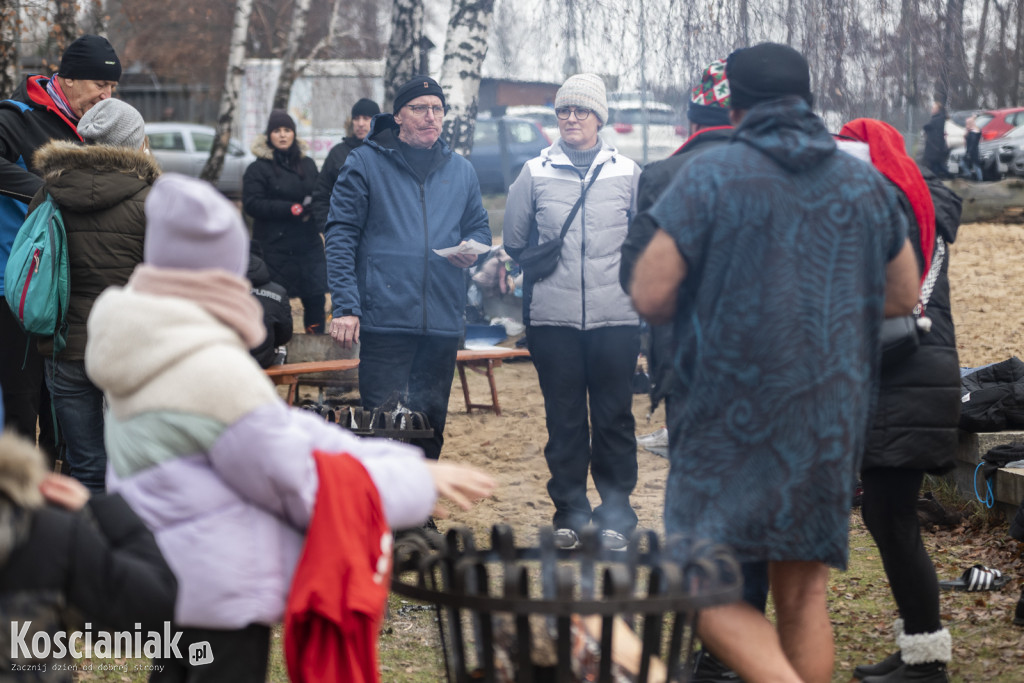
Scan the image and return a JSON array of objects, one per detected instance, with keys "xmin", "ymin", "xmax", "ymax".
[
  {"xmin": 272, "ymin": 0, "xmax": 312, "ymax": 110},
  {"xmin": 384, "ymin": 0, "xmax": 425, "ymax": 107},
  {"xmin": 439, "ymin": 0, "xmax": 495, "ymax": 158},
  {"xmin": 201, "ymin": 0, "xmax": 253, "ymax": 185},
  {"xmin": 53, "ymin": 0, "xmax": 78, "ymax": 59},
  {"xmin": 972, "ymin": 0, "xmax": 991, "ymax": 103},
  {"xmin": 0, "ymin": 0, "xmax": 17, "ymax": 97}
]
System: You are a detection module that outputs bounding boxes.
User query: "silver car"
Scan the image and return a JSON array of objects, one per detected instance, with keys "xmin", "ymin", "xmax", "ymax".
[{"xmin": 145, "ymin": 122, "xmax": 254, "ymax": 198}]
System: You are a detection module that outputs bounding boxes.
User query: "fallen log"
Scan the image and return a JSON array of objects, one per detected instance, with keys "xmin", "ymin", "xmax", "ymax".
[{"xmin": 946, "ymin": 176, "xmax": 1024, "ymax": 224}]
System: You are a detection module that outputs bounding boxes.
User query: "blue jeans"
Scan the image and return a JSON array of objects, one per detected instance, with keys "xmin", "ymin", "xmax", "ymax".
[{"xmin": 44, "ymin": 358, "xmax": 107, "ymax": 493}]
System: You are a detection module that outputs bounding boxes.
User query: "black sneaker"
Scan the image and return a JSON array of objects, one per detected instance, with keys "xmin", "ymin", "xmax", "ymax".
[
  {"xmin": 1014, "ymin": 587, "xmax": 1024, "ymax": 626},
  {"xmin": 691, "ymin": 648, "xmax": 741, "ymax": 682}
]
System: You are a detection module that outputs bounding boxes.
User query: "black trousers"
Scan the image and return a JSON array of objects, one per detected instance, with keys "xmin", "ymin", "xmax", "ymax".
[
  {"xmin": 149, "ymin": 624, "xmax": 270, "ymax": 683},
  {"xmin": 358, "ymin": 331, "xmax": 459, "ymax": 461},
  {"xmin": 0, "ymin": 299, "xmax": 55, "ymax": 459},
  {"xmin": 861, "ymin": 468, "xmax": 942, "ymax": 635},
  {"xmin": 300, "ymin": 294, "xmax": 326, "ymax": 334},
  {"xmin": 528, "ymin": 325, "xmax": 640, "ymax": 535}
]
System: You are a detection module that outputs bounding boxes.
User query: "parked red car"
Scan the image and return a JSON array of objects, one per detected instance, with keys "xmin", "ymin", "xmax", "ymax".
[{"xmin": 976, "ymin": 107, "xmax": 1024, "ymax": 141}]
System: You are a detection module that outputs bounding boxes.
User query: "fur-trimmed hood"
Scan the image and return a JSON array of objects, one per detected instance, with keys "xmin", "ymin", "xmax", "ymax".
[
  {"xmin": 32, "ymin": 140, "xmax": 161, "ymax": 213},
  {"xmin": 0, "ymin": 432, "xmax": 45, "ymax": 511},
  {"xmin": 250, "ymin": 135, "xmax": 310, "ymax": 161}
]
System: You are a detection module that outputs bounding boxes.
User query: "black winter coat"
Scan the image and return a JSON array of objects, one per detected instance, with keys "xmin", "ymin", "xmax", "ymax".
[
  {"xmin": 619, "ymin": 126, "xmax": 734, "ymax": 410},
  {"xmin": 311, "ymin": 136, "xmax": 363, "ymax": 230},
  {"xmin": 922, "ymin": 110, "xmax": 949, "ymax": 166},
  {"xmin": 0, "ymin": 432, "xmax": 176, "ymax": 680},
  {"xmin": 243, "ymin": 138, "xmax": 326, "ymax": 299},
  {"xmin": 0, "ymin": 76, "xmax": 80, "ymax": 205},
  {"xmin": 862, "ymin": 170, "xmax": 962, "ymax": 473}
]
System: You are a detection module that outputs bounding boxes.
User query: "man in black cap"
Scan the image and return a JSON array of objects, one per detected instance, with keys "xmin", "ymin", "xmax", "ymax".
[
  {"xmin": 325, "ymin": 76, "xmax": 491, "ymax": 463},
  {"xmin": 630, "ymin": 43, "xmax": 920, "ymax": 683},
  {"xmin": 311, "ymin": 97, "xmax": 381, "ymax": 229},
  {"xmin": 0, "ymin": 34, "xmax": 121, "ymax": 451}
]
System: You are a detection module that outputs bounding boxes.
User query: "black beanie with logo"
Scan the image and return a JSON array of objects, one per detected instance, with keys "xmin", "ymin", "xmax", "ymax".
[{"xmin": 59, "ymin": 35, "xmax": 122, "ymax": 82}]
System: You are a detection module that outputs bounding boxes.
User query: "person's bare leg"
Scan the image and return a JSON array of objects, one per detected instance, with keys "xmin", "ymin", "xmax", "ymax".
[
  {"xmin": 770, "ymin": 560, "xmax": 833, "ymax": 683},
  {"xmin": 696, "ymin": 601, "xmax": 802, "ymax": 683}
]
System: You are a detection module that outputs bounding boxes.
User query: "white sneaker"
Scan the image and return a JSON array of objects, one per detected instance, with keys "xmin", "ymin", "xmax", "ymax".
[
  {"xmin": 637, "ymin": 427, "xmax": 669, "ymax": 457},
  {"xmin": 600, "ymin": 529, "xmax": 629, "ymax": 552},
  {"xmin": 553, "ymin": 528, "xmax": 580, "ymax": 550},
  {"xmin": 637, "ymin": 427, "xmax": 668, "ymax": 447}
]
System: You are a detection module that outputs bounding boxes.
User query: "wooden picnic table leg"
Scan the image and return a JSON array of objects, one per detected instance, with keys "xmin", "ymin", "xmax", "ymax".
[
  {"xmin": 457, "ymin": 361, "xmax": 473, "ymax": 414},
  {"xmin": 486, "ymin": 359, "xmax": 501, "ymax": 416}
]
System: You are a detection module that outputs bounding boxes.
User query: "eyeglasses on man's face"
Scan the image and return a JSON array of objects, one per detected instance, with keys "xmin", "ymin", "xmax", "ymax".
[
  {"xmin": 555, "ymin": 107, "xmax": 593, "ymax": 121},
  {"xmin": 405, "ymin": 104, "xmax": 449, "ymax": 117}
]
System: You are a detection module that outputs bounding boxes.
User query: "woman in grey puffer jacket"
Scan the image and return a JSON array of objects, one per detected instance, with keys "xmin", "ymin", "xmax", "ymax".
[{"xmin": 503, "ymin": 74, "xmax": 641, "ymax": 551}]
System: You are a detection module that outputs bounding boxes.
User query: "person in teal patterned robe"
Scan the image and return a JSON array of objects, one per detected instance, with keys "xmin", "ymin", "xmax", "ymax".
[{"xmin": 629, "ymin": 43, "xmax": 921, "ymax": 683}]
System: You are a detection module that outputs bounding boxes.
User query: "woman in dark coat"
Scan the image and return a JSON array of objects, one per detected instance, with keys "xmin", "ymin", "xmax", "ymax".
[
  {"xmin": 243, "ymin": 109, "xmax": 325, "ymax": 333},
  {"xmin": 840, "ymin": 119, "xmax": 961, "ymax": 683},
  {"xmin": 922, "ymin": 100, "xmax": 950, "ymax": 179}
]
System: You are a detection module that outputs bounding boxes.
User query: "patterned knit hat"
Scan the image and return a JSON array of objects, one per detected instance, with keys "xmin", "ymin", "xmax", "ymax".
[
  {"xmin": 688, "ymin": 59, "xmax": 731, "ymax": 126},
  {"xmin": 555, "ymin": 74, "xmax": 609, "ymax": 125}
]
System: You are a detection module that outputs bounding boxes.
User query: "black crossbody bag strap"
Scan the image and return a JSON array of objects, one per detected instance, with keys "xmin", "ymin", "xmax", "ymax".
[{"xmin": 556, "ymin": 162, "xmax": 605, "ymax": 240}]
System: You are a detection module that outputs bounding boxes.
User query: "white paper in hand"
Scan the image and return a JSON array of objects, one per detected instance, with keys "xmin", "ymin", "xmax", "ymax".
[{"xmin": 432, "ymin": 240, "xmax": 491, "ymax": 258}]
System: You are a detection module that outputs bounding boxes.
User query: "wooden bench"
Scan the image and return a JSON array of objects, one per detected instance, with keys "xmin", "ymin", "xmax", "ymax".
[
  {"xmin": 455, "ymin": 347, "xmax": 531, "ymax": 416},
  {"xmin": 265, "ymin": 359, "xmax": 360, "ymax": 406},
  {"xmin": 266, "ymin": 348, "xmax": 530, "ymax": 416},
  {"xmin": 945, "ymin": 430, "xmax": 1024, "ymax": 515}
]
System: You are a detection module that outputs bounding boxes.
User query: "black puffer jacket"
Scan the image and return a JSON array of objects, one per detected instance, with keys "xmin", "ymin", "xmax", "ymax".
[
  {"xmin": 248, "ymin": 252, "xmax": 293, "ymax": 368},
  {"xmin": 311, "ymin": 136, "xmax": 363, "ymax": 230},
  {"xmin": 30, "ymin": 140, "xmax": 160, "ymax": 360},
  {"xmin": 0, "ymin": 433, "xmax": 177, "ymax": 680},
  {"xmin": 862, "ymin": 170, "xmax": 962, "ymax": 473}
]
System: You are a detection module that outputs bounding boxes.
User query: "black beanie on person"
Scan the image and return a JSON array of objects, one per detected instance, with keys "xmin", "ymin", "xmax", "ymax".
[
  {"xmin": 266, "ymin": 109, "xmax": 296, "ymax": 134},
  {"xmin": 352, "ymin": 98, "xmax": 380, "ymax": 119},
  {"xmin": 59, "ymin": 35, "xmax": 121, "ymax": 82},
  {"xmin": 392, "ymin": 76, "xmax": 446, "ymax": 114},
  {"xmin": 726, "ymin": 43, "xmax": 813, "ymax": 110}
]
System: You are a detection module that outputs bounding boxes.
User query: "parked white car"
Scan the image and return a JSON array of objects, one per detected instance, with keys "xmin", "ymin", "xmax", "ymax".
[
  {"xmin": 600, "ymin": 100, "xmax": 685, "ymax": 164},
  {"xmin": 504, "ymin": 105, "xmax": 558, "ymax": 143},
  {"xmin": 145, "ymin": 122, "xmax": 254, "ymax": 198}
]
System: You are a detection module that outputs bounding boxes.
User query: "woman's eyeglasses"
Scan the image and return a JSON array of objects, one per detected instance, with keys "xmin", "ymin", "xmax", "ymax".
[{"xmin": 555, "ymin": 107, "xmax": 593, "ymax": 121}]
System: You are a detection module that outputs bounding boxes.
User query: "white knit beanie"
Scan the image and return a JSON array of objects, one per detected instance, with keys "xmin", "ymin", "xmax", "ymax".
[
  {"xmin": 555, "ymin": 73, "xmax": 609, "ymax": 125},
  {"xmin": 77, "ymin": 98, "xmax": 146, "ymax": 149},
  {"xmin": 143, "ymin": 173, "xmax": 249, "ymax": 277}
]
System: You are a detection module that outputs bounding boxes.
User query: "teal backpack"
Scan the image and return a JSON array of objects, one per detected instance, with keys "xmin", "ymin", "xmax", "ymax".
[{"xmin": 3, "ymin": 193, "xmax": 70, "ymax": 354}]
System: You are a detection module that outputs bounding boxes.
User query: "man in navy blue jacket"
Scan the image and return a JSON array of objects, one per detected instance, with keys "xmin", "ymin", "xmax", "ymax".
[{"xmin": 325, "ymin": 76, "xmax": 491, "ymax": 461}]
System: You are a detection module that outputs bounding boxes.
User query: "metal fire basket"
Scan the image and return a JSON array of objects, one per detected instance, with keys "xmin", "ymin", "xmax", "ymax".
[{"xmin": 391, "ymin": 524, "xmax": 742, "ymax": 683}]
